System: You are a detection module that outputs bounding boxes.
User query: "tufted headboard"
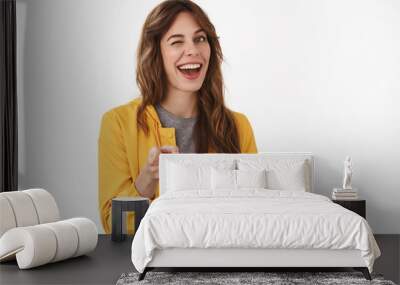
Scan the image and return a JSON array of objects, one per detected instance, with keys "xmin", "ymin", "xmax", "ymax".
[{"xmin": 159, "ymin": 152, "xmax": 314, "ymax": 195}]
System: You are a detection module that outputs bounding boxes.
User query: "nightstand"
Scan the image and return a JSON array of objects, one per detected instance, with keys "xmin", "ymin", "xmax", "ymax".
[
  {"xmin": 332, "ymin": 199, "xmax": 366, "ymax": 219},
  {"xmin": 111, "ymin": 197, "xmax": 149, "ymax": 242}
]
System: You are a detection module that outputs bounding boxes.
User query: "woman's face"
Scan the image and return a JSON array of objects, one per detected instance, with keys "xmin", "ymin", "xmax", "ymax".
[{"xmin": 160, "ymin": 12, "xmax": 211, "ymax": 94}]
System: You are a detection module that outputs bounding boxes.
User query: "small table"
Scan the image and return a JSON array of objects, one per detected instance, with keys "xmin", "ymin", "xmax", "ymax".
[
  {"xmin": 112, "ymin": 197, "xmax": 149, "ymax": 241},
  {"xmin": 332, "ymin": 199, "xmax": 366, "ymax": 219}
]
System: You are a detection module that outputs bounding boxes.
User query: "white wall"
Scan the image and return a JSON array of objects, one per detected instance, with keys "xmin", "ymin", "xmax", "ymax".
[{"xmin": 17, "ymin": 0, "xmax": 400, "ymax": 234}]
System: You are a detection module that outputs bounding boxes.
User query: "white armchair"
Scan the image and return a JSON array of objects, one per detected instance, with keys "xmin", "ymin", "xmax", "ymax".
[{"xmin": 0, "ymin": 188, "xmax": 97, "ymax": 269}]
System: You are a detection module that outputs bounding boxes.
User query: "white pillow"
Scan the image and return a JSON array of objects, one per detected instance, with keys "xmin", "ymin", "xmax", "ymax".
[
  {"xmin": 211, "ymin": 168, "xmax": 236, "ymax": 190},
  {"xmin": 211, "ymin": 168, "xmax": 268, "ymax": 190},
  {"xmin": 237, "ymin": 159, "xmax": 308, "ymax": 191},
  {"xmin": 167, "ymin": 162, "xmax": 210, "ymax": 191},
  {"xmin": 268, "ymin": 163, "xmax": 306, "ymax": 191},
  {"xmin": 236, "ymin": 169, "xmax": 267, "ymax": 188},
  {"xmin": 166, "ymin": 159, "xmax": 236, "ymax": 192}
]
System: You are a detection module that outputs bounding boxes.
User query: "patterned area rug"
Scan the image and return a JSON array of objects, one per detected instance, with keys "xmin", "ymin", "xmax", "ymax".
[{"xmin": 116, "ymin": 271, "xmax": 396, "ymax": 285}]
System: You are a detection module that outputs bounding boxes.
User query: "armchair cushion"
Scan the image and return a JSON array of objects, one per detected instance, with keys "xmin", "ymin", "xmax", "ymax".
[{"xmin": 0, "ymin": 218, "xmax": 98, "ymax": 269}]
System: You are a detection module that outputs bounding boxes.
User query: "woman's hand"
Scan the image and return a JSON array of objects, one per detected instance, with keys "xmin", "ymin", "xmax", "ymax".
[{"xmin": 134, "ymin": 145, "xmax": 179, "ymax": 199}]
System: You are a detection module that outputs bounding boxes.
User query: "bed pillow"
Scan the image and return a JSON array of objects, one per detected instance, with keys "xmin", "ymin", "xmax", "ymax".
[
  {"xmin": 167, "ymin": 162, "xmax": 210, "ymax": 191},
  {"xmin": 211, "ymin": 168, "xmax": 268, "ymax": 190},
  {"xmin": 211, "ymin": 168, "xmax": 236, "ymax": 190},
  {"xmin": 237, "ymin": 159, "xmax": 308, "ymax": 191},
  {"xmin": 236, "ymin": 169, "xmax": 267, "ymax": 189},
  {"xmin": 166, "ymin": 160, "xmax": 236, "ymax": 192}
]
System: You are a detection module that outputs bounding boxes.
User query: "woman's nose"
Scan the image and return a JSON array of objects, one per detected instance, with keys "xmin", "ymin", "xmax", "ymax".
[{"xmin": 185, "ymin": 41, "xmax": 199, "ymax": 56}]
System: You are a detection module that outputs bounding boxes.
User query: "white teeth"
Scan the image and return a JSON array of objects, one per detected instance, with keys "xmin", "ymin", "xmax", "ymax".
[{"xmin": 178, "ymin": 63, "xmax": 201, "ymax": 70}]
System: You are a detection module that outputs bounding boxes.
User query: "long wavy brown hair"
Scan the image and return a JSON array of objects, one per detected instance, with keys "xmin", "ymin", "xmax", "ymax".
[{"xmin": 136, "ymin": 0, "xmax": 240, "ymax": 153}]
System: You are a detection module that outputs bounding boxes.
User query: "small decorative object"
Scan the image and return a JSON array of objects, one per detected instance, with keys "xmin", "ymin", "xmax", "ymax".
[
  {"xmin": 332, "ymin": 156, "xmax": 358, "ymax": 200},
  {"xmin": 342, "ymin": 156, "xmax": 353, "ymax": 190}
]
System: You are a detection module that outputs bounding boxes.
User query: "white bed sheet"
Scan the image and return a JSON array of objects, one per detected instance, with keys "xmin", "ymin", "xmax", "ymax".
[{"xmin": 131, "ymin": 190, "xmax": 380, "ymax": 273}]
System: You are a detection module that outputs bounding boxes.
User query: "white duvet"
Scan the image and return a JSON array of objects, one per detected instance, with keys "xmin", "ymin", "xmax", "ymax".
[{"xmin": 131, "ymin": 190, "xmax": 381, "ymax": 273}]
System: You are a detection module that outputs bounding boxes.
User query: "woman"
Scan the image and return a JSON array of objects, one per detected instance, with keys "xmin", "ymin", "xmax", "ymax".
[{"xmin": 98, "ymin": 0, "xmax": 258, "ymax": 234}]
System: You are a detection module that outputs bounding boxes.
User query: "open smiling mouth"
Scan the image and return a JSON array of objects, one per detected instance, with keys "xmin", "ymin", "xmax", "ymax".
[{"xmin": 177, "ymin": 63, "xmax": 202, "ymax": 80}]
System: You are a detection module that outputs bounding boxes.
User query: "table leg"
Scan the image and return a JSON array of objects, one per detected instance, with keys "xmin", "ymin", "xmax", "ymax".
[
  {"xmin": 134, "ymin": 202, "xmax": 149, "ymax": 235},
  {"xmin": 111, "ymin": 201, "xmax": 124, "ymax": 241}
]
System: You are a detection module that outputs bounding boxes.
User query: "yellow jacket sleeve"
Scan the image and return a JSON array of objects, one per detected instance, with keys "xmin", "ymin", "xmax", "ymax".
[
  {"xmin": 98, "ymin": 110, "xmax": 139, "ymax": 234},
  {"xmin": 236, "ymin": 113, "xmax": 258, "ymax": 153}
]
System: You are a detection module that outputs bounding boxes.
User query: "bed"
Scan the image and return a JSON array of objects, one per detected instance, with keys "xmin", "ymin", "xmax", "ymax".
[{"xmin": 130, "ymin": 153, "xmax": 381, "ymax": 281}]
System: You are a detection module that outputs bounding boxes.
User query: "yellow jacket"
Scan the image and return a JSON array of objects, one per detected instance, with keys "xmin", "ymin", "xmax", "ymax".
[{"xmin": 98, "ymin": 97, "xmax": 258, "ymax": 234}]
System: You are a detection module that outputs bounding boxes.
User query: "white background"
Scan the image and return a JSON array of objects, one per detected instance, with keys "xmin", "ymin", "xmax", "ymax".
[{"xmin": 16, "ymin": 0, "xmax": 400, "ymax": 233}]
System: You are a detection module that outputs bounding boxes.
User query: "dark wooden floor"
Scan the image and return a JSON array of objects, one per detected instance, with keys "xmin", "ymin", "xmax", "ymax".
[
  {"xmin": 0, "ymin": 234, "xmax": 398, "ymax": 285},
  {"xmin": 374, "ymin": 234, "xmax": 400, "ymax": 284}
]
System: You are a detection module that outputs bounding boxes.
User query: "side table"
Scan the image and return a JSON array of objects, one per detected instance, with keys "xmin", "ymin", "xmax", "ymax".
[
  {"xmin": 111, "ymin": 197, "xmax": 149, "ymax": 242},
  {"xmin": 332, "ymin": 199, "xmax": 366, "ymax": 219}
]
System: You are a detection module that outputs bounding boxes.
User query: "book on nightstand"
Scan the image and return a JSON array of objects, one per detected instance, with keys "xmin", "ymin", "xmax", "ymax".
[{"xmin": 332, "ymin": 188, "xmax": 358, "ymax": 200}]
